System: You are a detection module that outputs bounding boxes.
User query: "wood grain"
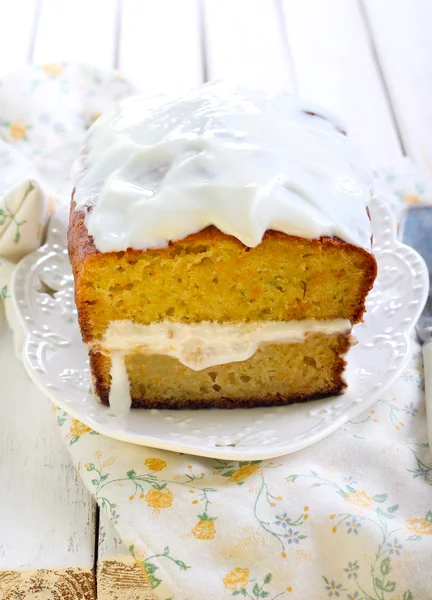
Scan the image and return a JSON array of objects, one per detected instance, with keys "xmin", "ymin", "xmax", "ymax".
[
  {"xmin": 0, "ymin": 568, "xmax": 95, "ymax": 600},
  {"xmin": 280, "ymin": 0, "xmax": 402, "ymax": 165},
  {"xmin": 0, "ymin": 0, "xmax": 38, "ymax": 76},
  {"xmin": 0, "ymin": 326, "xmax": 96, "ymax": 594},
  {"xmin": 363, "ymin": 0, "xmax": 432, "ymax": 171},
  {"xmin": 204, "ymin": 0, "xmax": 294, "ymax": 92},
  {"xmin": 119, "ymin": 0, "xmax": 202, "ymax": 93},
  {"xmin": 32, "ymin": 0, "xmax": 118, "ymax": 68},
  {"xmin": 97, "ymin": 513, "xmax": 156, "ymax": 600}
]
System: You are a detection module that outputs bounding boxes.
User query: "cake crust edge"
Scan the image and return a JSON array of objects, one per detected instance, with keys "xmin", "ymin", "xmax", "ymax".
[{"xmin": 68, "ymin": 199, "xmax": 378, "ymax": 343}]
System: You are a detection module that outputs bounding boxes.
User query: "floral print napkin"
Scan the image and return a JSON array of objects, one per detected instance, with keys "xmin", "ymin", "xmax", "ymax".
[{"xmin": 1, "ymin": 64, "xmax": 432, "ymax": 600}]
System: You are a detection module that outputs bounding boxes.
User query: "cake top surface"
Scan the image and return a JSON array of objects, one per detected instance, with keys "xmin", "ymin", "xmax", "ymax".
[{"xmin": 72, "ymin": 82, "xmax": 374, "ymax": 252}]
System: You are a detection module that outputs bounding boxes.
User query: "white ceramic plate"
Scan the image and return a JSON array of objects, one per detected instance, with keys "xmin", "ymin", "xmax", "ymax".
[{"xmin": 12, "ymin": 197, "xmax": 429, "ymax": 459}]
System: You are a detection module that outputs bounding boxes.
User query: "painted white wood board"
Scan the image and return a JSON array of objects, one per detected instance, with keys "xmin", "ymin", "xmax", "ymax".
[
  {"xmin": 204, "ymin": 0, "xmax": 295, "ymax": 92},
  {"xmin": 0, "ymin": 0, "xmax": 38, "ymax": 76},
  {"xmin": 119, "ymin": 0, "xmax": 202, "ymax": 94},
  {"xmin": 281, "ymin": 0, "xmax": 402, "ymax": 166},
  {"xmin": 32, "ymin": 0, "xmax": 118, "ymax": 68},
  {"xmin": 0, "ymin": 326, "xmax": 96, "ymax": 575},
  {"xmin": 97, "ymin": 513, "xmax": 156, "ymax": 600},
  {"xmin": 363, "ymin": 0, "xmax": 432, "ymax": 174}
]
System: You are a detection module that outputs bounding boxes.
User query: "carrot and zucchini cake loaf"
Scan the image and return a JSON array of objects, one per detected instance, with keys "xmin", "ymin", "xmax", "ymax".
[{"xmin": 68, "ymin": 83, "xmax": 377, "ymax": 412}]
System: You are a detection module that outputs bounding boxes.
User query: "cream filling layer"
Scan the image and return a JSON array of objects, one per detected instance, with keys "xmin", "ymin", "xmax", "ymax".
[{"xmin": 89, "ymin": 319, "xmax": 352, "ymax": 414}]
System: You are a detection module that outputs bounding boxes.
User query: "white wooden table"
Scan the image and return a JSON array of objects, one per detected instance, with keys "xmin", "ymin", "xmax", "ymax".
[{"xmin": 0, "ymin": 1, "xmax": 431, "ymax": 598}]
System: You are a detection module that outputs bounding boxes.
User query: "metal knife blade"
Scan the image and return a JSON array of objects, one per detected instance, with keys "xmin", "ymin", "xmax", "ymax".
[{"xmin": 400, "ymin": 205, "xmax": 432, "ymax": 344}]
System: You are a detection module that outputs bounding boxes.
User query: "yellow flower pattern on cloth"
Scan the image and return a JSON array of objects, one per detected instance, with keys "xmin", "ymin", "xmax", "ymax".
[
  {"xmin": 223, "ymin": 568, "xmax": 249, "ymax": 591},
  {"xmin": 9, "ymin": 123, "xmax": 28, "ymax": 141},
  {"xmin": 68, "ymin": 419, "xmax": 92, "ymax": 445},
  {"xmin": 145, "ymin": 487, "xmax": 174, "ymax": 512},
  {"xmin": 406, "ymin": 516, "xmax": 432, "ymax": 536},
  {"xmin": 145, "ymin": 458, "xmax": 167, "ymax": 472},
  {"xmin": 42, "ymin": 63, "xmax": 64, "ymax": 77},
  {"xmin": 222, "ymin": 569, "xmax": 291, "ymax": 598},
  {"xmin": 345, "ymin": 490, "xmax": 373, "ymax": 508},
  {"xmin": 56, "ymin": 372, "xmax": 432, "ymax": 600},
  {"xmin": 192, "ymin": 518, "xmax": 216, "ymax": 540},
  {"xmin": 405, "ymin": 194, "xmax": 422, "ymax": 204},
  {"xmin": 228, "ymin": 463, "xmax": 261, "ymax": 483}
]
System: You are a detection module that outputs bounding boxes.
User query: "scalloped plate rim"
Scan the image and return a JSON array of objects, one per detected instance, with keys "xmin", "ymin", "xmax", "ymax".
[
  {"xmin": 11, "ymin": 196, "xmax": 430, "ymax": 459},
  {"xmin": 20, "ymin": 339, "xmax": 415, "ymax": 460}
]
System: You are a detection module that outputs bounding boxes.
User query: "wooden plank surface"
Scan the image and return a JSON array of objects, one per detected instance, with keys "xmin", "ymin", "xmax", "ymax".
[
  {"xmin": 0, "ymin": 568, "xmax": 95, "ymax": 600},
  {"xmin": 280, "ymin": 0, "xmax": 402, "ymax": 165},
  {"xmin": 97, "ymin": 514, "xmax": 155, "ymax": 600},
  {"xmin": 204, "ymin": 0, "xmax": 295, "ymax": 92},
  {"xmin": 0, "ymin": 326, "xmax": 96, "ymax": 599},
  {"xmin": 1, "ymin": 1, "xmax": 104, "ymax": 595},
  {"xmin": 33, "ymin": 0, "xmax": 118, "ymax": 68},
  {"xmin": 119, "ymin": 0, "xmax": 202, "ymax": 93},
  {"xmin": 363, "ymin": 0, "xmax": 432, "ymax": 173},
  {"xmin": 0, "ymin": 0, "xmax": 38, "ymax": 76}
]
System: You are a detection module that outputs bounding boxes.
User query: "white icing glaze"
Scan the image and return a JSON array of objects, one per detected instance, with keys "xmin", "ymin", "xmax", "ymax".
[
  {"xmin": 108, "ymin": 353, "xmax": 131, "ymax": 415},
  {"xmin": 72, "ymin": 83, "xmax": 374, "ymax": 252},
  {"xmin": 95, "ymin": 319, "xmax": 352, "ymax": 413}
]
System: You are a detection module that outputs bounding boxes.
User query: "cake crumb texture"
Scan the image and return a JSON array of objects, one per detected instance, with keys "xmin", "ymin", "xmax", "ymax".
[
  {"xmin": 90, "ymin": 333, "xmax": 350, "ymax": 409},
  {"xmin": 68, "ymin": 204, "xmax": 377, "ymax": 343}
]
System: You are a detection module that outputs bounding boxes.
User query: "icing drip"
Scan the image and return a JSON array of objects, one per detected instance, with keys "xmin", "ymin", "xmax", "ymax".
[
  {"xmin": 108, "ymin": 353, "xmax": 131, "ymax": 415},
  {"xmin": 72, "ymin": 83, "xmax": 374, "ymax": 253}
]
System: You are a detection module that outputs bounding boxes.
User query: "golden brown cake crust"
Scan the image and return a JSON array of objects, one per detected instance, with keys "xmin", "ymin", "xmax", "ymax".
[
  {"xmin": 68, "ymin": 198, "xmax": 377, "ymax": 341},
  {"xmin": 68, "ymin": 199, "xmax": 377, "ymax": 282}
]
